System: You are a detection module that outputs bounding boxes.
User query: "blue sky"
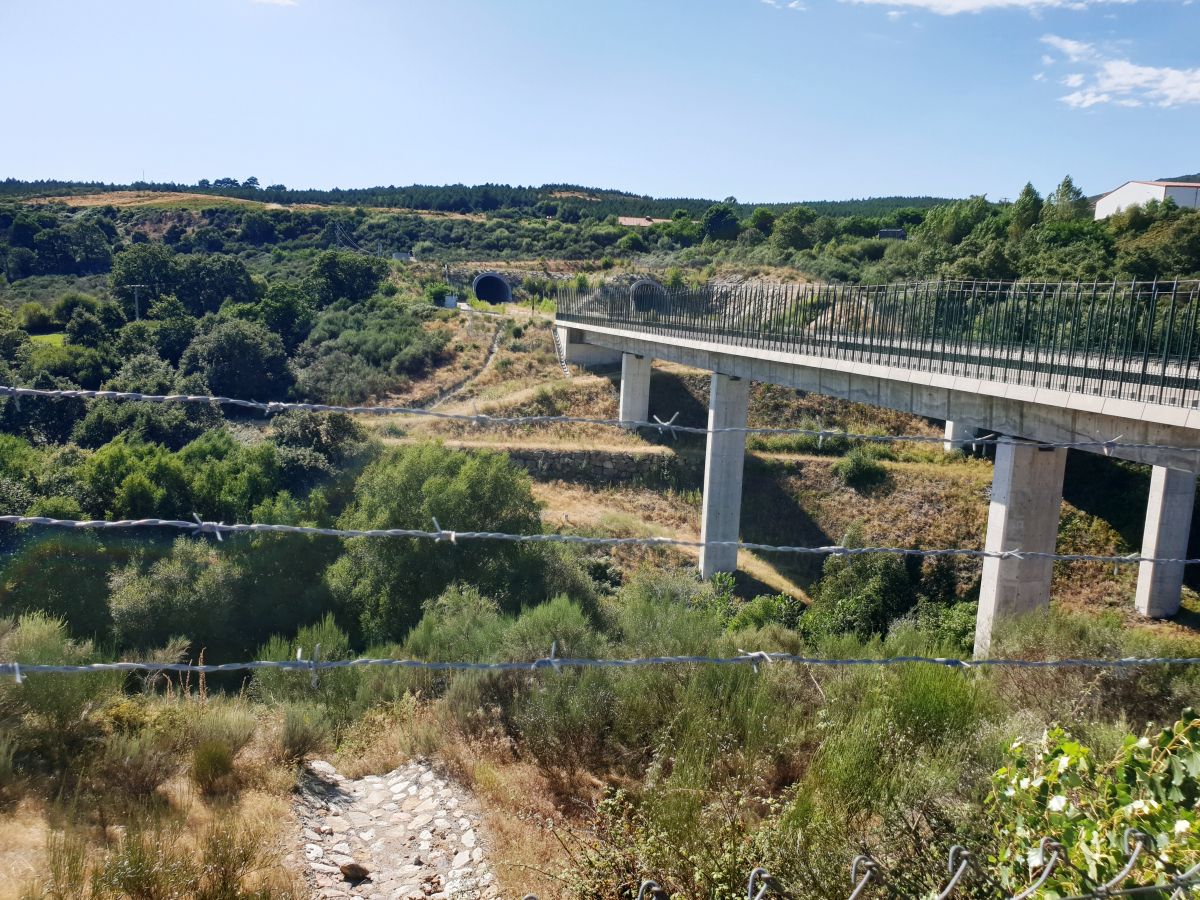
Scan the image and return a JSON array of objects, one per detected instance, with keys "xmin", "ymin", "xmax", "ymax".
[{"xmin": 1, "ymin": 0, "xmax": 1196, "ymax": 204}]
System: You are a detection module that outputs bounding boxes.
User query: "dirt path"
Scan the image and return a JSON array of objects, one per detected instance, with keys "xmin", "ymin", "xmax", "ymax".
[
  {"xmin": 292, "ymin": 759, "xmax": 495, "ymax": 900},
  {"xmin": 426, "ymin": 322, "xmax": 504, "ymax": 412}
]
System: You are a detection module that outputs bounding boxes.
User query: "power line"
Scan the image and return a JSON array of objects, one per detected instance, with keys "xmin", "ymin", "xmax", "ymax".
[
  {"xmin": 0, "ymin": 515, "xmax": 1181, "ymax": 567},
  {"xmin": 0, "ymin": 386, "xmax": 1195, "ymax": 456}
]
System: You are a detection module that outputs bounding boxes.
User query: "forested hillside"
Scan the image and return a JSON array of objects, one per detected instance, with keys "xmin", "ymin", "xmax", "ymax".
[{"xmin": 3, "ymin": 174, "xmax": 1197, "ymax": 286}]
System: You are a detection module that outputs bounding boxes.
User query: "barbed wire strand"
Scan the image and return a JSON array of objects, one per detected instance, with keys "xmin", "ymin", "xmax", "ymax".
[
  {"xmin": 0, "ymin": 386, "xmax": 1194, "ymax": 455},
  {"xmin": 7, "ymin": 650, "xmax": 1200, "ymax": 680},
  {"xmin": 0, "ymin": 515, "xmax": 1194, "ymax": 567},
  {"xmin": 514, "ymin": 844, "xmax": 1200, "ymax": 900}
]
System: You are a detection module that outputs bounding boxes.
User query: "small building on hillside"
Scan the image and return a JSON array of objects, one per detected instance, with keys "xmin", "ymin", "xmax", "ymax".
[
  {"xmin": 1094, "ymin": 181, "xmax": 1200, "ymax": 220},
  {"xmin": 877, "ymin": 228, "xmax": 907, "ymax": 240}
]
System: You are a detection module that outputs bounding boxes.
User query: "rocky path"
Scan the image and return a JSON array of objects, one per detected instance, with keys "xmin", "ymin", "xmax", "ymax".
[{"xmin": 288, "ymin": 758, "xmax": 497, "ymax": 900}]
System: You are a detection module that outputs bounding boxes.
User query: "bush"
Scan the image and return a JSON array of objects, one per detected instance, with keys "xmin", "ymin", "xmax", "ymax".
[
  {"xmin": 93, "ymin": 730, "xmax": 177, "ymax": 798},
  {"xmin": 308, "ymin": 250, "xmax": 389, "ymax": 307},
  {"xmin": 255, "ymin": 613, "xmax": 359, "ymax": 716},
  {"xmin": 17, "ymin": 303, "xmax": 52, "ymax": 333},
  {"xmin": 51, "ymin": 292, "xmax": 99, "ymax": 325},
  {"xmin": 276, "ymin": 704, "xmax": 331, "ymax": 762},
  {"xmin": 180, "ymin": 318, "xmax": 292, "ymax": 401},
  {"xmin": 191, "ymin": 740, "xmax": 235, "ymax": 794},
  {"xmin": 326, "ymin": 443, "xmax": 558, "ymax": 642},
  {"xmin": 830, "ymin": 447, "xmax": 887, "ymax": 487}
]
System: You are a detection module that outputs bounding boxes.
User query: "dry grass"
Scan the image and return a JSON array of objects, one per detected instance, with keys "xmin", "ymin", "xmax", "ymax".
[
  {"xmin": 0, "ymin": 801, "xmax": 48, "ymax": 900},
  {"xmin": 440, "ymin": 739, "xmax": 581, "ymax": 900},
  {"xmin": 27, "ymin": 191, "xmax": 268, "ymax": 210}
]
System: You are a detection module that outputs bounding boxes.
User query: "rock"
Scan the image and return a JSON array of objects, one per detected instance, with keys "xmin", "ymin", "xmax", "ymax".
[
  {"xmin": 419, "ymin": 773, "xmax": 435, "ymax": 784},
  {"xmin": 305, "ymin": 844, "xmax": 325, "ymax": 860},
  {"xmin": 383, "ymin": 803, "xmax": 398, "ymax": 811},
  {"xmin": 310, "ymin": 760, "xmax": 339, "ymax": 775},
  {"xmin": 330, "ymin": 854, "xmax": 356, "ymax": 867},
  {"xmin": 365, "ymin": 776, "xmax": 382, "ymax": 783},
  {"xmin": 452, "ymin": 851, "xmax": 471, "ymax": 868},
  {"xmin": 460, "ymin": 830, "xmax": 475, "ymax": 849},
  {"xmin": 358, "ymin": 828, "xmax": 376, "ymax": 842},
  {"xmin": 470, "ymin": 848, "xmax": 483, "ymax": 862},
  {"xmin": 312, "ymin": 863, "xmax": 343, "ymax": 875},
  {"xmin": 320, "ymin": 825, "xmax": 335, "ymax": 835},
  {"xmin": 341, "ymin": 862, "xmax": 371, "ymax": 881},
  {"xmin": 401, "ymin": 798, "xmax": 422, "ymax": 811},
  {"xmin": 366, "ymin": 792, "xmax": 388, "ymax": 805},
  {"xmin": 332, "ymin": 842, "xmax": 353, "ymax": 855},
  {"xmin": 305, "ymin": 828, "xmax": 324, "ymax": 841},
  {"xmin": 415, "ymin": 799, "xmax": 438, "ymax": 813}
]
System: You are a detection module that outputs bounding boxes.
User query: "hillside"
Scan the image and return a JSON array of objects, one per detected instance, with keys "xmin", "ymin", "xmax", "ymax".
[{"xmin": 2, "ymin": 185, "xmax": 1200, "ymax": 900}]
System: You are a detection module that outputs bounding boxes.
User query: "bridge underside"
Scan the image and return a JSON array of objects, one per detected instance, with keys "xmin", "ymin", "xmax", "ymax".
[
  {"xmin": 558, "ymin": 322, "xmax": 1200, "ymax": 656},
  {"xmin": 562, "ymin": 323, "xmax": 1200, "ymax": 472}
]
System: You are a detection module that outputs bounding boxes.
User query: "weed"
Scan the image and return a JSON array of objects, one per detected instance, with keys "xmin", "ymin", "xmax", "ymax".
[
  {"xmin": 829, "ymin": 447, "xmax": 887, "ymax": 488},
  {"xmin": 192, "ymin": 740, "xmax": 235, "ymax": 795}
]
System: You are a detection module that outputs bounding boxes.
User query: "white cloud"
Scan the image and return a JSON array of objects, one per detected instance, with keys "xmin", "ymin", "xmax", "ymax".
[
  {"xmin": 1042, "ymin": 34, "xmax": 1200, "ymax": 107},
  {"xmin": 841, "ymin": 0, "xmax": 1135, "ymax": 15},
  {"xmin": 1041, "ymin": 34, "xmax": 1094, "ymax": 61},
  {"xmin": 1041, "ymin": 54, "xmax": 1055, "ymax": 65},
  {"xmin": 762, "ymin": 0, "xmax": 781, "ymax": 6},
  {"xmin": 788, "ymin": 1, "xmax": 807, "ymax": 9},
  {"xmin": 1033, "ymin": 71, "xmax": 1045, "ymax": 80}
]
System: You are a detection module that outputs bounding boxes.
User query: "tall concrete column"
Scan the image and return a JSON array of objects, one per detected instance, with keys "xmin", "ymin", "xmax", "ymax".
[
  {"xmin": 944, "ymin": 420, "xmax": 978, "ymax": 453},
  {"xmin": 974, "ymin": 439, "xmax": 1068, "ymax": 657},
  {"xmin": 619, "ymin": 353, "xmax": 652, "ymax": 428},
  {"xmin": 699, "ymin": 374, "xmax": 751, "ymax": 578},
  {"xmin": 1135, "ymin": 466, "xmax": 1197, "ymax": 618}
]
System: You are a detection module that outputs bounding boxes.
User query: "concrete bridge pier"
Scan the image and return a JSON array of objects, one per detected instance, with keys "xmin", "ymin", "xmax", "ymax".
[
  {"xmin": 1135, "ymin": 467, "xmax": 1197, "ymax": 618},
  {"xmin": 700, "ymin": 374, "xmax": 751, "ymax": 579},
  {"xmin": 943, "ymin": 420, "xmax": 978, "ymax": 453},
  {"xmin": 974, "ymin": 438, "xmax": 1068, "ymax": 657},
  {"xmin": 619, "ymin": 353, "xmax": 652, "ymax": 427}
]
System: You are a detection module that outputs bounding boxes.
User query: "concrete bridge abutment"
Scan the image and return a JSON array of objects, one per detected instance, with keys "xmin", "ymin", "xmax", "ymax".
[
  {"xmin": 700, "ymin": 374, "xmax": 751, "ymax": 579},
  {"xmin": 1136, "ymin": 466, "xmax": 1198, "ymax": 618},
  {"xmin": 974, "ymin": 439, "xmax": 1068, "ymax": 657}
]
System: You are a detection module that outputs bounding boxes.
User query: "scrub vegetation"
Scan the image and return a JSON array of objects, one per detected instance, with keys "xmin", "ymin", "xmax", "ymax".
[{"xmin": 2, "ymin": 179, "xmax": 1200, "ymax": 899}]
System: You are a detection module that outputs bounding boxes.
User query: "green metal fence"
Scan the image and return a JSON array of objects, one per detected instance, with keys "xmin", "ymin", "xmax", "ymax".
[{"xmin": 555, "ymin": 279, "xmax": 1200, "ymax": 409}]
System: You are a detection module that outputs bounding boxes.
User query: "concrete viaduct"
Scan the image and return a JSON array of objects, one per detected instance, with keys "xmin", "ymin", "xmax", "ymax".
[{"xmin": 554, "ymin": 278, "xmax": 1200, "ymax": 656}]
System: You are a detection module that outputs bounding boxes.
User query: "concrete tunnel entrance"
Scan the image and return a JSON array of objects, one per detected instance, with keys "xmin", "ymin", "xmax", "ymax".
[{"xmin": 472, "ymin": 273, "xmax": 512, "ymax": 305}]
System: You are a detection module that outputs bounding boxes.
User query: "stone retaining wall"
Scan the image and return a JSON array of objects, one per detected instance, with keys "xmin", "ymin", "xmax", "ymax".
[{"xmin": 507, "ymin": 448, "xmax": 703, "ymax": 482}]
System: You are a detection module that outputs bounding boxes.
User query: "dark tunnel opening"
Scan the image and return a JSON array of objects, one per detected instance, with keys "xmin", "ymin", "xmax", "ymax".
[{"xmin": 473, "ymin": 273, "xmax": 512, "ymax": 305}]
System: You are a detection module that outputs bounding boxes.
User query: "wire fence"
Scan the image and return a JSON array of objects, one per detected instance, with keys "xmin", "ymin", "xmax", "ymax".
[
  {"xmin": 6, "ymin": 648, "xmax": 1200, "ymax": 683},
  {"xmin": 521, "ymin": 836, "xmax": 1200, "ymax": 900},
  {"xmin": 0, "ymin": 514, "xmax": 1187, "ymax": 568},
  {"xmin": 1, "ymin": 385, "xmax": 1198, "ymax": 456}
]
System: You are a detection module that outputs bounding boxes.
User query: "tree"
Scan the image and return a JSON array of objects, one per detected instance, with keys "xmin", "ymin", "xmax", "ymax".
[
  {"xmin": 307, "ymin": 250, "xmax": 390, "ymax": 307},
  {"xmin": 699, "ymin": 204, "xmax": 741, "ymax": 242},
  {"xmin": 64, "ymin": 309, "xmax": 106, "ymax": 348},
  {"xmin": 771, "ymin": 207, "xmax": 817, "ymax": 251},
  {"xmin": 239, "ymin": 210, "xmax": 277, "ymax": 244},
  {"xmin": 242, "ymin": 177, "xmax": 260, "ymax": 189},
  {"xmin": 175, "ymin": 254, "xmax": 256, "ymax": 316},
  {"xmin": 1041, "ymin": 175, "xmax": 1090, "ymax": 224},
  {"xmin": 258, "ymin": 281, "xmax": 314, "ymax": 351},
  {"xmin": 1008, "ymin": 182, "xmax": 1043, "ymax": 239},
  {"xmin": 748, "ymin": 207, "xmax": 776, "ymax": 234},
  {"xmin": 180, "ymin": 318, "xmax": 292, "ymax": 401},
  {"xmin": 109, "ymin": 242, "xmax": 177, "ymax": 318},
  {"xmin": 325, "ymin": 443, "xmax": 551, "ymax": 642}
]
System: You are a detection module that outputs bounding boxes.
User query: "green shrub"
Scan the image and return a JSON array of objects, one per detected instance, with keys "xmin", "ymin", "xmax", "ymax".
[
  {"xmin": 93, "ymin": 730, "xmax": 177, "ymax": 798},
  {"xmin": 830, "ymin": 447, "xmax": 887, "ymax": 487},
  {"xmin": 255, "ymin": 613, "xmax": 359, "ymax": 717},
  {"xmin": 502, "ymin": 595, "xmax": 604, "ymax": 662},
  {"xmin": 403, "ymin": 584, "xmax": 506, "ymax": 663},
  {"xmin": 515, "ymin": 669, "xmax": 616, "ymax": 785},
  {"xmin": 191, "ymin": 740, "xmax": 234, "ymax": 794},
  {"xmin": 276, "ymin": 704, "xmax": 330, "ymax": 762},
  {"xmin": 326, "ymin": 443, "xmax": 554, "ymax": 642},
  {"xmin": 990, "ymin": 711, "xmax": 1200, "ymax": 896},
  {"xmin": 17, "ymin": 303, "xmax": 52, "ymax": 333}
]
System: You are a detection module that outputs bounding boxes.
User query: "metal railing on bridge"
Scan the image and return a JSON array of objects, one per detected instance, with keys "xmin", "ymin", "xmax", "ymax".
[{"xmin": 556, "ymin": 279, "xmax": 1200, "ymax": 409}]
